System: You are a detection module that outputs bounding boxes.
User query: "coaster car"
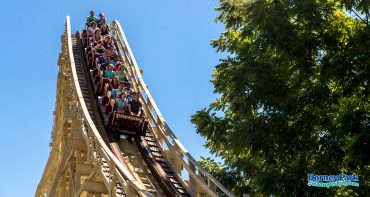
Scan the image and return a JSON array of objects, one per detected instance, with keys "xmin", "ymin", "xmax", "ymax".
[
  {"xmin": 97, "ymin": 85, "xmax": 148, "ymax": 137},
  {"xmin": 109, "ymin": 112, "xmax": 149, "ymax": 136}
]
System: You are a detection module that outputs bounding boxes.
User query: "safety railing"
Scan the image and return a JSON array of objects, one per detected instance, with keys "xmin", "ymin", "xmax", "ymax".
[
  {"xmin": 65, "ymin": 16, "xmax": 153, "ymax": 197},
  {"xmin": 110, "ymin": 20, "xmax": 236, "ymax": 197}
]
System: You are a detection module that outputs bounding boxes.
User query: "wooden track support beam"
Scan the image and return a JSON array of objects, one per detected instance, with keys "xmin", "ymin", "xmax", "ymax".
[{"xmin": 75, "ymin": 179, "xmax": 108, "ymax": 196}]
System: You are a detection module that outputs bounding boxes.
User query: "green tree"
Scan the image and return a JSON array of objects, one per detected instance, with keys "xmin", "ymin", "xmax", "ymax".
[
  {"xmin": 192, "ymin": 0, "xmax": 369, "ymax": 196},
  {"xmin": 199, "ymin": 157, "xmax": 250, "ymax": 196}
]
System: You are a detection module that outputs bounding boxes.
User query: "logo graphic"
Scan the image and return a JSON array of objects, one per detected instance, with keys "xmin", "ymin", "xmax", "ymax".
[{"xmin": 307, "ymin": 173, "xmax": 359, "ymax": 187}]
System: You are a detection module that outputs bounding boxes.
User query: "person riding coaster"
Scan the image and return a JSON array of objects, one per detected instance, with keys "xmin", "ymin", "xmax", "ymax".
[{"xmin": 84, "ymin": 11, "xmax": 148, "ymax": 140}]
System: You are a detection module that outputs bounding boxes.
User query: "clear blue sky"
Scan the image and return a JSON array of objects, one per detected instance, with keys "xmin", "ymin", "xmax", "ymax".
[{"xmin": 0, "ymin": 0, "xmax": 225, "ymax": 196}]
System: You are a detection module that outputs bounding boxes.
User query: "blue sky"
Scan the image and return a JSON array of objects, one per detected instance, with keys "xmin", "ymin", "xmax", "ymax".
[{"xmin": 0, "ymin": 0, "xmax": 225, "ymax": 196}]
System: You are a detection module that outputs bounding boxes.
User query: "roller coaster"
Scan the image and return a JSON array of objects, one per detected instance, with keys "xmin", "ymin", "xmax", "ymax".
[{"xmin": 36, "ymin": 16, "xmax": 235, "ymax": 197}]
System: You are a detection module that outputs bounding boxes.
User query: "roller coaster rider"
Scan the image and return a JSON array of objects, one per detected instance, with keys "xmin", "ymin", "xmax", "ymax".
[{"xmin": 128, "ymin": 93, "xmax": 143, "ymax": 117}]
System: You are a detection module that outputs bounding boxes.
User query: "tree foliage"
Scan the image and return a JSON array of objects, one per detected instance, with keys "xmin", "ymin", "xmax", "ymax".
[
  {"xmin": 199, "ymin": 157, "xmax": 250, "ymax": 196},
  {"xmin": 192, "ymin": 0, "xmax": 369, "ymax": 196}
]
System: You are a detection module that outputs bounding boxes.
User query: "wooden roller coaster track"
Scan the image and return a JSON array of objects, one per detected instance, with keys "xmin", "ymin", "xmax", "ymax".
[{"xmin": 35, "ymin": 16, "xmax": 236, "ymax": 197}]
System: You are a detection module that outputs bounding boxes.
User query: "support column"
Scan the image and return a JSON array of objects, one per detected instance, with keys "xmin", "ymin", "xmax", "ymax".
[{"xmin": 189, "ymin": 161, "xmax": 198, "ymax": 196}]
